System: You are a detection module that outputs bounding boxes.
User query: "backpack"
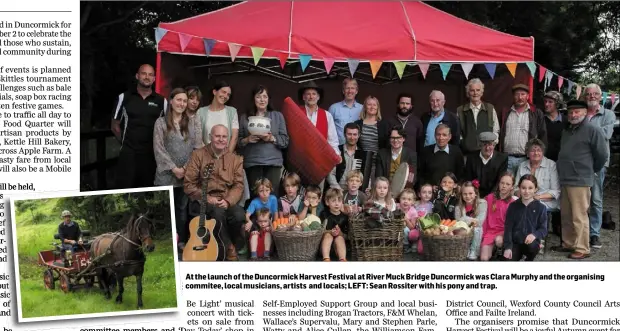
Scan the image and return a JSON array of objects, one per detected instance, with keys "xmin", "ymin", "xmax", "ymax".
[{"xmin": 457, "ymin": 102, "xmax": 494, "ymax": 134}]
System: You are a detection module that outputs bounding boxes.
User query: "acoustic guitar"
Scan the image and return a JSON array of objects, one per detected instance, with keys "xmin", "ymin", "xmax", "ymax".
[{"xmin": 183, "ymin": 163, "xmax": 226, "ymax": 261}]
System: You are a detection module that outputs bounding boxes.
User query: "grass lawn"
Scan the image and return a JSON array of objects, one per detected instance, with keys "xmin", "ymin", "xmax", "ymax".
[{"xmin": 14, "ymin": 199, "xmax": 178, "ymax": 319}]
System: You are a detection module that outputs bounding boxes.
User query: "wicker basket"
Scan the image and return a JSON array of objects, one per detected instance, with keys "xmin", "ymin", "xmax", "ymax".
[
  {"xmin": 421, "ymin": 232, "xmax": 473, "ymax": 261},
  {"xmin": 348, "ymin": 214, "xmax": 403, "ymax": 261},
  {"xmin": 272, "ymin": 228, "xmax": 324, "ymax": 261}
]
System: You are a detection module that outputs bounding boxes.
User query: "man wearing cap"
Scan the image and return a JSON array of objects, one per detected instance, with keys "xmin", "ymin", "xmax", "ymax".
[
  {"xmin": 456, "ymin": 78, "xmax": 501, "ymax": 157},
  {"xmin": 58, "ymin": 210, "xmax": 83, "ymax": 256},
  {"xmin": 298, "ymin": 81, "xmax": 341, "ymax": 159},
  {"xmin": 543, "ymin": 91, "xmax": 567, "ymax": 162},
  {"xmin": 583, "ymin": 83, "xmax": 616, "ymax": 249},
  {"xmin": 554, "ymin": 100, "xmax": 608, "ymax": 259},
  {"xmin": 463, "ymin": 132, "xmax": 508, "ymax": 198},
  {"xmin": 499, "ymin": 84, "xmax": 547, "ymax": 174},
  {"xmin": 328, "ymin": 78, "xmax": 363, "ymax": 145}
]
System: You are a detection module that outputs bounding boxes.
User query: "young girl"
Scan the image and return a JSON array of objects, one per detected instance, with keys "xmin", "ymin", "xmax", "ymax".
[
  {"xmin": 454, "ymin": 181, "xmax": 488, "ymax": 261},
  {"xmin": 480, "ymin": 172, "xmax": 517, "ymax": 261},
  {"xmin": 248, "ymin": 208, "xmax": 273, "ymax": 260},
  {"xmin": 321, "ymin": 188, "xmax": 349, "ymax": 261},
  {"xmin": 399, "ymin": 189, "xmax": 422, "ymax": 254},
  {"xmin": 433, "ymin": 172, "xmax": 459, "ymax": 220},
  {"xmin": 503, "ymin": 175, "xmax": 548, "ymax": 261},
  {"xmin": 244, "ymin": 178, "xmax": 279, "ymax": 235},
  {"xmin": 415, "ymin": 184, "xmax": 434, "ymax": 217},
  {"xmin": 367, "ymin": 177, "xmax": 396, "ymax": 212},
  {"xmin": 278, "ymin": 172, "xmax": 305, "ymax": 218}
]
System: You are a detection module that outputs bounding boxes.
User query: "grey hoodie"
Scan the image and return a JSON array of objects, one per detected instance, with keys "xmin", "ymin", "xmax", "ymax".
[{"xmin": 557, "ymin": 120, "xmax": 608, "ymax": 187}]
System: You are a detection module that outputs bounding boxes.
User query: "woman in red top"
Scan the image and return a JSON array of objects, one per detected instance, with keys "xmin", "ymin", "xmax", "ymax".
[{"xmin": 480, "ymin": 172, "xmax": 517, "ymax": 261}]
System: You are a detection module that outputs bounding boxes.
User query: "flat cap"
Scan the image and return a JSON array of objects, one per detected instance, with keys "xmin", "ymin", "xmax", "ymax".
[
  {"xmin": 566, "ymin": 99, "xmax": 588, "ymax": 110},
  {"xmin": 479, "ymin": 131, "xmax": 497, "ymax": 142},
  {"xmin": 512, "ymin": 84, "xmax": 530, "ymax": 93}
]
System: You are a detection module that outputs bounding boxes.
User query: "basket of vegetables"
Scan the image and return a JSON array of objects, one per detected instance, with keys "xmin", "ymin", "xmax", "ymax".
[
  {"xmin": 272, "ymin": 214, "xmax": 325, "ymax": 261},
  {"xmin": 419, "ymin": 213, "xmax": 476, "ymax": 261}
]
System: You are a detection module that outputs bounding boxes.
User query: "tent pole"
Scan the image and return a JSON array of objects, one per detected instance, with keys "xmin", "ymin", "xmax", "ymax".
[
  {"xmin": 528, "ymin": 74, "xmax": 534, "ymax": 103},
  {"xmin": 155, "ymin": 52, "xmax": 162, "ymax": 95}
]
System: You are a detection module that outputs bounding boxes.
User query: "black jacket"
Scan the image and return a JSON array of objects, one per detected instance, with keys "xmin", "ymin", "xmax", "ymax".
[
  {"xmin": 334, "ymin": 144, "xmax": 367, "ymax": 184},
  {"xmin": 463, "ymin": 151, "xmax": 508, "ymax": 198},
  {"xmin": 418, "ymin": 144, "xmax": 465, "ymax": 187},
  {"xmin": 354, "ymin": 119, "xmax": 391, "ymax": 151},
  {"xmin": 421, "ymin": 110, "xmax": 460, "ymax": 146},
  {"xmin": 375, "ymin": 146, "xmax": 417, "ymax": 184}
]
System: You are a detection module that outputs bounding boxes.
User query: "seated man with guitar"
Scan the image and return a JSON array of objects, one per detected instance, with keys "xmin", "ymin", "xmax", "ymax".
[{"xmin": 184, "ymin": 124, "xmax": 245, "ymax": 261}]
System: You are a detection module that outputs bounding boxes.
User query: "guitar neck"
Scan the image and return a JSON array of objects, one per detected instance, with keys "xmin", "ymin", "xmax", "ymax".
[{"xmin": 199, "ymin": 165, "xmax": 211, "ymax": 227}]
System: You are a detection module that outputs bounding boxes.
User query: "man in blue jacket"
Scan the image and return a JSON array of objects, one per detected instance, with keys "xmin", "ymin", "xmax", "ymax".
[{"xmin": 553, "ymin": 100, "xmax": 609, "ymax": 259}]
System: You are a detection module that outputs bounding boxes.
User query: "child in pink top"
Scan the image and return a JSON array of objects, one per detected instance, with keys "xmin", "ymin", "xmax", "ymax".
[
  {"xmin": 481, "ymin": 172, "xmax": 517, "ymax": 261},
  {"xmin": 398, "ymin": 189, "xmax": 421, "ymax": 254}
]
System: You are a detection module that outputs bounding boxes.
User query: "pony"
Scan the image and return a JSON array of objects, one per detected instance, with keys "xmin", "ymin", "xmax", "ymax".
[{"xmin": 90, "ymin": 211, "xmax": 155, "ymax": 308}]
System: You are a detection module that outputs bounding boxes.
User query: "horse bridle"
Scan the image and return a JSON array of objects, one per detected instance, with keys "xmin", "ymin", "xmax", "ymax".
[{"xmin": 118, "ymin": 215, "xmax": 153, "ymax": 247}]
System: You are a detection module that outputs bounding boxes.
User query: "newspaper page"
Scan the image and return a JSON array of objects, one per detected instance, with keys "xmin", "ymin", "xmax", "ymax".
[{"xmin": 1, "ymin": 1, "xmax": 619, "ymax": 331}]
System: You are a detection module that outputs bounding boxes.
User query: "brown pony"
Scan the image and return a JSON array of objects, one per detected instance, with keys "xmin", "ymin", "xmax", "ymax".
[{"xmin": 90, "ymin": 212, "xmax": 155, "ymax": 308}]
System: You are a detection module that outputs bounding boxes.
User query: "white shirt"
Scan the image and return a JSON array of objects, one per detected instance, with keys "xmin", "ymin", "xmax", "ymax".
[
  {"xmin": 434, "ymin": 144, "xmax": 450, "ymax": 154},
  {"xmin": 479, "ymin": 152, "xmax": 493, "ymax": 165},
  {"xmin": 466, "ymin": 102, "xmax": 501, "ymax": 143},
  {"xmin": 305, "ymin": 106, "xmax": 340, "ymax": 155},
  {"xmin": 201, "ymin": 105, "xmax": 239, "ymax": 144},
  {"xmin": 391, "ymin": 147, "xmax": 403, "ymax": 161}
]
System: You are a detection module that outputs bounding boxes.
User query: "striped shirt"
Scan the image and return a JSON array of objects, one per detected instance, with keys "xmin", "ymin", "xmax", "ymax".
[
  {"xmin": 360, "ymin": 123, "xmax": 379, "ymax": 152},
  {"xmin": 503, "ymin": 106, "xmax": 530, "ymax": 155}
]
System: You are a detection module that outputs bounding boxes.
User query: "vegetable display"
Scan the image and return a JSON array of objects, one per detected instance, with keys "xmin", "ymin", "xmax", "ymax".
[{"xmin": 273, "ymin": 214, "xmax": 322, "ymax": 232}]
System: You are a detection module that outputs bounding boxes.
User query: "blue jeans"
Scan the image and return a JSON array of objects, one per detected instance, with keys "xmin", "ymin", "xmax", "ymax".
[
  {"xmin": 589, "ymin": 167, "xmax": 606, "ymax": 238},
  {"xmin": 62, "ymin": 243, "xmax": 78, "ymax": 254},
  {"xmin": 507, "ymin": 156, "xmax": 527, "ymax": 176}
]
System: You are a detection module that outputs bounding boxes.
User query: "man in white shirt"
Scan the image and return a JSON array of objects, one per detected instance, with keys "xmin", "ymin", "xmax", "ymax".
[{"xmin": 298, "ymin": 81, "xmax": 341, "ymax": 159}]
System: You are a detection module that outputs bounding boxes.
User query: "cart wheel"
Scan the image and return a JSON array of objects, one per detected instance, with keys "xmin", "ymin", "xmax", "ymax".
[
  {"xmin": 43, "ymin": 270, "xmax": 55, "ymax": 290},
  {"xmin": 59, "ymin": 274, "xmax": 72, "ymax": 293},
  {"xmin": 85, "ymin": 276, "xmax": 95, "ymax": 288}
]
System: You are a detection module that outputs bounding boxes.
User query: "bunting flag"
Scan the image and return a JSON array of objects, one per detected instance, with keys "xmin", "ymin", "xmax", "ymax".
[
  {"xmin": 611, "ymin": 93, "xmax": 617, "ymax": 105},
  {"xmin": 155, "ymin": 27, "xmax": 168, "ymax": 45},
  {"xmin": 557, "ymin": 76, "xmax": 564, "ymax": 90},
  {"xmin": 178, "ymin": 33, "xmax": 193, "ymax": 51},
  {"xmin": 460, "ymin": 63, "xmax": 474, "ymax": 79},
  {"xmin": 203, "ymin": 39, "xmax": 216, "ymax": 56},
  {"xmin": 418, "ymin": 63, "xmax": 430, "ymax": 79},
  {"xmin": 576, "ymin": 85, "xmax": 582, "ymax": 99},
  {"xmin": 228, "ymin": 43, "xmax": 241, "ymax": 61},
  {"xmin": 347, "ymin": 59, "xmax": 360, "ymax": 77},
  {"xmin": 439, "ymin": 63, "xmax": 452, "ymax": 80},
  {"xmin": 567, "ymin": 80, "xmax": 575, "ymax": 96},
  {"xmin": 538, "ymin": 65, "xmax": 547, "ymax": 82},
  {"xmin": 393, "ymin": 61, "xmax": 406, "ymax": 79},
  {"xmin": 250, "ymin": 47, "xmax": 265, "ymax": 65},
  {"xmin": 323, "ymin": 58, "xmax": 335, "ymax": 73},
  {"xmin": 544, "ymin": 71, "xmax": 553, "ymax": 89},
  {"xmin": 369, "ymin": 60, "xmax": 383, "ymax": 79},
  {"xmin": 505, "ymin": 63, "xmax": 517, "ymax": 78},
  {"xmin": 299, "ymin": 54, "xmax": 312, "ymax": 72},
  {"xmin": 278, "ymin": 53, "xmax": 288, "ymax": 69},
  {"xmin": 484, "ymin": 63, "xmax": 496, "ymax": 79},
  {"xmin": 602, "ymin": 92, "xmax": 608, "ymax": 105},
  {"xmin": 525, "ymin": 62, "xmax": 537, "ymax": 77}
]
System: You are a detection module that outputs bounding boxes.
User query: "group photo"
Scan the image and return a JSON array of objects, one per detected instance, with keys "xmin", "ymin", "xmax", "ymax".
[{"xmin": 80, "ymin": 1, "xmax": 620, "ymax": 263}]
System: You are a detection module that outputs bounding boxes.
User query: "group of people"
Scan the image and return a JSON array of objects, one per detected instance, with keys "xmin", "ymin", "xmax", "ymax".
[{"xmin": 111, "ymin": 63, "xmax": 615, "ymax": 261}]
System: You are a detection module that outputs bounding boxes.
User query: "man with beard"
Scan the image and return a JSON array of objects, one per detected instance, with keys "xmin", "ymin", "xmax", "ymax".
[
  {"xmin": 463, "ymin": 132, "xmax": 508, "ymax": 198},
  {"xmin": 499, "ymin": 84, "xmax": 547, "ymax": 174},
  {"xmin": 457, "ymin": 78, "xmax": 500, "ymax": 156},
  {"xmin": 421, "ymin": 90, "xmax": 460, "ymax": 147},
  {"xmin": 553, "ymin": 100, "xmax": 608, "ymax": 259},
  {"xmin": 112, "ymin": 64, "xmax": 167, "ymax": 189},
  {"xmin": 328, "ymin": 78, "xmax": 363, "ymax": 145},
  {"xmin": 583, "ymin": 83, "xmax": 617, "ymax": 249},
  {"xmin": 327, "ymin": 122, "xmax": 367, "ymax": 190},
  {"xmin": 418, "ymin": 124, "xmax": 464, "ymax": 188},
  {"xmin": 384, "ymin": 93, "xmax": 424, "ymax": 153},
  {"xmin": 375, "ymin": 125, "xmax": 416, "ymax": 185},
  {"xmin": 542, "ymin": 91, "xmax": 567, "ymax": 162}
]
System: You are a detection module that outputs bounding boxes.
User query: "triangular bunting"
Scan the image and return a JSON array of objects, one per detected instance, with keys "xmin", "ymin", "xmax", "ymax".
[
  {"xmin": 323, "ymin": 58, "xmax": 335, "ymax": 73},
  {"xmin": 557, "ymin": 76, "xmax": 564, "ymax": 90},
  {"xmin": 505, "ymin": 63, "xmax": 517, "ymax": 78},
  {"xmin": 611, "ymin": 93, "xmax": 616, "ymax": 105},
  {"xmin": 484, "ymin": 63, "xmax": 496, "ymax": 79},
  {"xmin": 544, "ymin": 71, "xmax": 553, "ymax": 89},
  {"xmin": 228, "ymin": 43, "xmax": 241, "ymax": 61},
  {"xmin": 439, "ymin": 63, "xmax": 452, "ymax": 80},
  {"xmin": 525, "ymin": 62, "xmax": 536, "ymax": 77},
  {"xmin": 178, "ymin": 33, "xmax": 193, "ymax": 52},
  {"xmin": 460, "ymin": 63, "xmax": 474, "ymax": 79},
  {"xmin": 299, "ymin": 54, "xmax": 312, "ymax": 72},
  {"xmin": 251, "ymin": 47, "xmax": 265, "ymax": 65},
  {"xmin": 538, "ymin": 65, "xmax": 547, "ymax": 82},
  {"xmin": 155, "ymin": 27, "xmax": 168, "ymax": 45},
  {"xmin": 347, "ymin": 59, "xmax": 360, "ymax": 77},
  {"xmin": 602, "ymin": 91, "xmax": 608, "ymax": 105},
  {"xmin": 567, "ymin": 80, "xmax": 574, "ymax": 95},
  {"xmin": 418, "ymin": 63, "xmax": 430, "ymax": 79},
  {"xmin": 576, "ymin": 85, "xmax": 582, "ymax": 99},
  {"xmin": 369, "ymin": 60, "xmax": 383, "ymax": 79},
  {"xmin": 278, "ymin": 53, "xmax": 288, "ymax": 69},
  {"xmin": 393, "ymin": 62, "xmax": 406, "ymax": 79},
  {"xmin": 203, "ymin": 39, "xmax": 216, "ymax": 56}
]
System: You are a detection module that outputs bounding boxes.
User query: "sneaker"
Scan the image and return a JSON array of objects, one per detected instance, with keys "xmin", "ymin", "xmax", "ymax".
[
  {"xmin": 590, "ymin": 236, "xmax": 602, "ymax": 249},
  {"xmin": 237, "ymin": 245, "xmax": 248, "ymax": 256}
]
